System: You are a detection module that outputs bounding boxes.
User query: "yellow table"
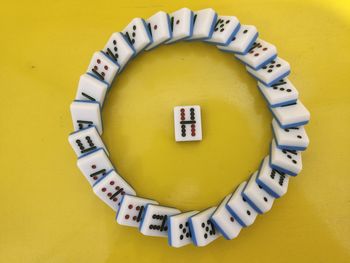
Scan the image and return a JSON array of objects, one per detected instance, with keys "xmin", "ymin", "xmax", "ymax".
[{"xmin": 1, "ymin": 0, "xmax": 349, "ymax": 262}]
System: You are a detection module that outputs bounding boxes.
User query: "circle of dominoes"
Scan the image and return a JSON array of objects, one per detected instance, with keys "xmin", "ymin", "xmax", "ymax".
[{"xmin": 68, "ymin": 8, "xmax": 310, "ymax": 248}]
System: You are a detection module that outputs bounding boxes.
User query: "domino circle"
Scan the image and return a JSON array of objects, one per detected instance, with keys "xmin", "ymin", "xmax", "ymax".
[{"xmin": 68, "ymin": 8, "xmax": 310, "ymax": 248}]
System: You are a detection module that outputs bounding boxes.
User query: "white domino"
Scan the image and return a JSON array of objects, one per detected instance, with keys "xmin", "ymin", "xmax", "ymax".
[
  {"xmin": 75, "ymin": 73, "xmax": 109, "ymax": 106},
  {"xmin": 70, "ymin": 100, "xmax": 102, "ymax": 135},
  {"xmin": 205, "ymin": 15, "xmax": 240, "ymax": 45},
  {"xmin": 139, "ymin": 204, "xmax": 180, "ymax": 237},
  {"xmin": 211, "ymin": 194, "xmax": 242, "ymax": 240},
  {"xmin": 174, "ymin": 105, "xmax": 202, "ymax": 142},
  {"xmin": 246, "ymin": 57, "xmax": 291, "ymax": 86},
  {"xmin": 77, "ymin": 148, "xmax": 114, "ymax": 186},
  {"xmin": 116, "ymin": 195, "xmax": 158, "ymax": 228},
  {"xmin": 256, "ymin": 156, "xmax": 289, "ymax": 198},
  {"xmin": 168, "ymin": 210, "xmax": 198, "ymax": 248},
  {"xmin": 235, "ymin": 39, "xmax": 277, "ymax": 70},
  {"xmin": 270, "ymin": 139, "xmax": 302, "ymax": 176},
  {"xmin": 189, "ymin": 207, "xmax": 221, "ymax": 247},
  {"xmin": 68, "ymin": 126, "xmax": 108, "ymax": 157},
  {"xmin": 93, "ymin": 170, "xmax": 136, "ymax": 212},
  {"xmin": 217, "ymin": 25, "xmax": 258, "ymax": 54},
  {"xmin": 87, "ymin": 51, "xmax": 120, "ymax": 85},
  {"xmin": 226, "ymin": 182, "xmax": 258, "ymax": 227},
  {"xmin": 272, "ymin": 118, "xmax": 309, "ymax": 151},
  {"xmin": 145, "ymin": 11, "xmax": 172, "ymax": 50},
  {"xmin": 103, "ymin": 32, "xmax": 135, "ymax": 69},
  {"xmin": 242, "ymin": 171, "xmax": 275, "ymax": 214},
  {"xmin": 187, "ymin": 8, "xmax": 217, "ymax": 40},
  {"xmin": 258, "ymin": 78, "xmax": 299, "ymax": 108},
  {"xmin": 123, "ymin": 18, "xmax": 153, "ymax": 54},
  {"xmin": 271, "ymin": 100, "xmax": 310, "ymax": 128},
  {"xmin": 166, "ymin": 7, "xmax": 194, "ymax": 44}
]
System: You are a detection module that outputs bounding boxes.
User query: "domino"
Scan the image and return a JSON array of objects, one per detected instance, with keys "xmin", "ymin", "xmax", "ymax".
[
  {"xmin": 242, "ymin": 171, "xmax": 275, "ymax": 214},
  {"xmin": 168, "ymin": 210, "xmax": 198, "ymax": 248},
  {"xmin": 272, "ymin": 118, "xmax": 309, "ymax": 151},
  {"xmin": 246, "ymin": 57, "xmax": 291, "ymax": 86},
  {"xmin": 87, "ymin": 51, "xmax": 120, "ymax": 85},
  {"xmin": 103, "ymin": 32, "xmax": 135, "ymax": 69},
  {"xmin": 258, "ymin": 78, "xmax": 299, "ymax": 108},
  {"xmin": 77, "ymin": 148, "xmax": 114, "ymax": 186},
  {"xmin": 139, "ymin": 204, "xmax": 180, "ymax": 237},
  {"xmin": 256, "ymin": 156, "xmax": 289, "ymax": 198},
  {"xmin": 187, "ymin": 8, "xmax": 217, "ymax": 41},
  {"xmin": 271, "ymin": 100, "xmax": 310, "ymax": 128},
  {"xmin": 116, "ymin": 195, "xmax": 158, "ymax": 227},
  {"xmin": 75, "ymin": 73, "xmax": 109, "ymax": 106},
  {"xmin": 68, "ymin": 126, "xmax": 108, "ymax": 157},
  {"xmin": 204, "ymin": 15, "xmax": 240, "ymax": 45},
  {"xmin": 93, "ymin": 170, "xmax": 136, "ymax": 212},
  {"xmin": 226, "ymin": 182, "xmax": 258, "ymax": 227},
  {"xmin": 165, "ymin": 7, "xmax": 194, "ymax": 44},
  {"xmin": 235, "ymin": 39, "xmax": 277, "ymax": 70},
  {"xmin": 70, "ymin": 100, "xmax": 103, "ymax": 135},
  {"xmin": 123, "ymin": 18, "xmax": 153, "ymax": 54},
  {"xmin": 174, "ymin": 105, "xmax": 202, "ymax": 142},
  {"xmin": 211, "ymin": 194, "xmax": 242, "ymax": 240},
  {"xmin": 145, "ymin": 11, "xmax": 172, "ymax": 50},
  {"xmin": 270, "ymin": 139, "xmax": 302, "ymax": 176},
  {"xmin": 189, "ymin": 207, "xmax": 221, "ymax": 247},
  {"xmin": 217, "ymin": 25, "xmax": 258, "ymax": 55}
]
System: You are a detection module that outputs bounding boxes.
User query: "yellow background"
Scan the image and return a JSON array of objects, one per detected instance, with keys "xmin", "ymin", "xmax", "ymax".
[{"xmin": 0, "ymin": 0, "xmax": 349, "ymax": 262}]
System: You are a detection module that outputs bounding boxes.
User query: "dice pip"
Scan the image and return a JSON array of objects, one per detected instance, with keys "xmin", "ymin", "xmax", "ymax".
[{"xmin": 174, "ymin": 105, "xmax": 202, "ymax": 142}]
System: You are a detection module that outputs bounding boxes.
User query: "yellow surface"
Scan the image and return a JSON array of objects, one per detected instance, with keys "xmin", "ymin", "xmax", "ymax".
[{"xmin": 0, "ymin": 0, "xmax": 349, "ymax": 262}]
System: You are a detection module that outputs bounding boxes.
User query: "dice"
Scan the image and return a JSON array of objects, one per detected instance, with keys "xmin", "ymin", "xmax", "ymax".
[
  {"xmin": 70, "ymin": 100, "xmax": 102, "ymax": 135},
  {"xmin": 168, "ymin": 210, "xmax": 198, "ymax": 247}
]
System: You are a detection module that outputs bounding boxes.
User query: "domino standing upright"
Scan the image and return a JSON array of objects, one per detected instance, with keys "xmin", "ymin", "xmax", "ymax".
[
  {"xmin": 116, "ymin": 195, "xmax": 158, "ymax": 227},
  {"xmin": 204, "ymin": 15, "xmax": 240, "ymax": 45},
  {"xmin": 168, "ymin": 210, "xmax": 198, "ymax": 248},
  {"xmin": 103, "ymin": 32, "xmax": 135, "ymax": 69},
  {"xmin": 87, "ymin": 51, "xmax": 120, "ymax": 85},
  {"xmin": 217, "ymin": 25, "xmax": 258, "ymax": 54},
  {"xmin": 139, "ymin": 204, "xmax": 180, "ymax": 237},
  {"xmin": 75, "ymin": 73, "xmax": 109, "ymax": 106},
  {"xmin": 93, "ymin": 170, "xmax": 136, "ymax": 212},
  {"xmin": 165, "ymin": 8, "xmax": 194, "ymax": 44},
  {"xmin": 211, "ymin": 194, "xmax": 242, "ymax": 240},
  {"xmin": 187, "ymin": 8, "xmax": 217, "ymax": 41},
  {"xmin": 145, "ymin": 11, "xmax": 172, "ymax": 50},
  {"xmin": 123, "ymin": 18, "xmax": 153, "ymax": 55}
]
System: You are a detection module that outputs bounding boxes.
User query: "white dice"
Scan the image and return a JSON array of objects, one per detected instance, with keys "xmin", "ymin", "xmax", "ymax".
[
  {"xmin": 247, "ymin": 57, "xmax": 290, "ymax": 86},
  {"xmin": 87, "ymin": 51, "xmax": 120, "ymax": 85},
  {"xmin": 271, "ymin": 100, "xmax": 310, "ymax": 128},
  {"xmin": 217, "ymin": 25, "xmax": 258, "ymax": 54},
  {"xmin": 270, "ymin": 139, "xmax": 302, "ymax": 176},
  {"xmin": 258, "ymin": 78, "xmax": 299, "ymax": 108},
  {"xmin": 77, "ymin": 148, "xmax": 114, "ymax": 186},
  {"xmin": 145, "ymin": 11, "xmax": 172, "ymax": 50},
  {"xmin": 70, "ymin": 100, "xmax": 102, "ymax": 135},
  {"xmin": 174, "ymin": 105, "xmax": 202, "ymax": 142},
  {"xmin": 256, "ymin": 156, "xmax": 290, "ymax": 198},
  {"xmin": 116, "ymin": 195, "xmax": 158, "ymax": 228},
  {"xmin": 226, "ymin": 182, "xmax": 258, "ymax": 227},
  {"xmin": 168, "ymin": 210, "xmax": 198, "ymax": 247},
  {"xmin": 123, "ymin": 18, "xmax": 153, "ymax": 54},
  {"xmin": 93, "ymin": 170, "xmax": 136, "ymax": 212},
  {"xmin": 242, "ymin": 171, "xmax": 275, "ymax": 214},
  {"xmin": 205, "ymin": 15, "xmax": 240, "ymax": 45},
  {"xmin": 235, "ymin": 38, "xmax": 277, "ymax": 70},
  {"xmin": 103, "ymin": 32, "xmax": 135, "ymax": 69},
  {"xmin": 166, "ymin": 7, "xmax": 194, "ymax": 44},
  {"xmin": 189, "ymin": 207, "xmax": 221, "ymax": 247},
  {"xmin": 68, "ymin": 126, "xmax": 108, "ymax": 157},
  {"xmin": 187, "ymin": 8, "xmax": 217, "ymax": 40},
  {"xmin": 139, "ymin": 204, "xmax": 180, "ymax": 237},
  {"xmin": 211, "ymin": 194, "xmax": 242, "ymax": 240},
  {"xmin": 75, "ymin": 73, "xmax": 109, "ymax": 105}
]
